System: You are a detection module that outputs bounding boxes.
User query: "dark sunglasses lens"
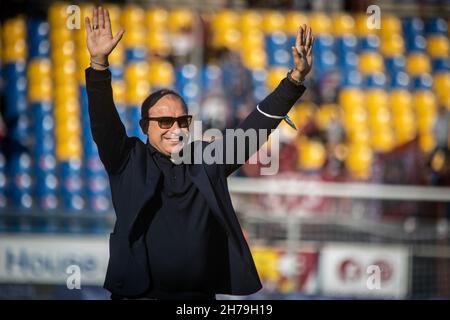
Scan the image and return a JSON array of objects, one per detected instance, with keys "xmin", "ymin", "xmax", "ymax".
[
  {"xmin": 158, "ymin": 118, "xmax": 174, "ymax": 129},
  {"xmin": 178, "ymin": 116, "xmax": 192, "ymax": 128}
]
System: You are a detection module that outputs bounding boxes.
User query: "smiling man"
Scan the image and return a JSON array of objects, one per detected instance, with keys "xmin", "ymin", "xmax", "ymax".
[{"xmin": 85, "ymin": 6, "xmax": 313, "ymax": 300}]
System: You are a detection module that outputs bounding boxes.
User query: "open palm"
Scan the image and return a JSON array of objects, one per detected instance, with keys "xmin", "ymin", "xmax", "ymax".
[
  {"xmin": 291, "ymin": 24, "xmax": 314, "ymax": 78},
  {"xmin": 85, "ymin": 7, "xmax": 124, "ymax": 61}
]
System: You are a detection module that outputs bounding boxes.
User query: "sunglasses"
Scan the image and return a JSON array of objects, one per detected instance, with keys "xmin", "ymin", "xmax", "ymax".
[{"xmin": 144, "ymin": 115, "xmax": 193, "ymax": 129}]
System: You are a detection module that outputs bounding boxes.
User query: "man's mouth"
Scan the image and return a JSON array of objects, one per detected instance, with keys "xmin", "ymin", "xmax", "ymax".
[{"xmin": 164, "ymin": 135, "xmax": 182, "ymax": 143}]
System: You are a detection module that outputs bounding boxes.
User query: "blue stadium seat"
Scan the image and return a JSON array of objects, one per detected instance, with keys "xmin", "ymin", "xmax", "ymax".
[
  {"xmin": 27, "ymin": 19, "xmax": 50, "ymax": 58},
  {"xmin": 385, "ymin": 56, "xmax": 406, "ymax": 73},
  {"xmin": 403, "ymin": 17, "xmax": 424, "ymax": 38},
  {"xmin": 405, "ymin": 35, "xmax": 426, "ymax": 53},
  {"xmin": 341, "ymin": 70, "xmax": 363, "ymax": 87},
  {"xmin": 365, "ymin": 73, "xmax": 387, "ymax": 89},
  {"xmin": 390, "ymin": 71, "xmax": 410, "ymax": 89},
  {"xmin": 359, "ymin": 35, "xmax": 380, "ymax": 52},
  {"xmin": 432, "ymin": 58, "xmax": 450, "ymax": 72},
  {"xmin": 425, "ymin": 17, "xmax": 448, "ymax": 35},
  {"xmin": 412, "ymin": 74, "xmax": 433, "ymax": 90}
]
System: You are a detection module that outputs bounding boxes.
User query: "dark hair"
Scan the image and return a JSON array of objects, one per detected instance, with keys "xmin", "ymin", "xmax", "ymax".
[{"xmin": 139, "ymin": 89, "xmax": 188, "ymax": 134}]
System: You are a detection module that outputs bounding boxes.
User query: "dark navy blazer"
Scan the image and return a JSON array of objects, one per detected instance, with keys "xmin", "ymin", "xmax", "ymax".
[{"xmin": 85, "ymin": 67, "xmax": 305, "ymax": 297}]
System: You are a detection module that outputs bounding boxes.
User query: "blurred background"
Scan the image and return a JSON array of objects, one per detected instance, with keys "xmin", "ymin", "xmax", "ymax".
[{"xmin": 0, "ymin": 0, "xmax": 449, "ymax": 299}]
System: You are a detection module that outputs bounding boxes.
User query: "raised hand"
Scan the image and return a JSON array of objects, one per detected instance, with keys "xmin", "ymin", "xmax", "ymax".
[
  {"xmin": 85, "ymin": 6, "xmax": 125, "ymax": 68},
  {"xmin": 291, "ymin": 24, "xmax": 314, "ymax": 82}
]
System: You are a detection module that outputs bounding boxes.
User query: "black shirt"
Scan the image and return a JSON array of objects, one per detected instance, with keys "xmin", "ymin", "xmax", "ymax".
[{"xmin": 144, "ymin": 143, "xmax": 226, "ymax": 297}]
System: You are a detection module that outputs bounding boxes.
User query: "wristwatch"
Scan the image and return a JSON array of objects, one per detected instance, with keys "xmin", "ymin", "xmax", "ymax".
[{"xmin": 287, "ymin": 69, "xmax": 305, "ymax": 86}]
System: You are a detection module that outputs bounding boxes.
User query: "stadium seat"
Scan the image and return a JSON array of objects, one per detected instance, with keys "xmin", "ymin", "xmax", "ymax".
[
  {"xmin": 332, "ymin": 13, "xmax": 355, "ymax": 36},
  {"xmin": 406, "ymin": 53, "xmax": 431, "ymax": 75},
  {"xmin": 345, "ymin": 144, "xmax": 373, "ymax": 179},
  {"xmin": 359, "ymin": 52, "xmax": 384, "ymax": 74},
  {"xmin": 427, "ymin": 35, "xmax": 449, "ymax": 57},
  {"xmin": 285, "ymin": 11, "xmax": 308, "ymax": 34}
]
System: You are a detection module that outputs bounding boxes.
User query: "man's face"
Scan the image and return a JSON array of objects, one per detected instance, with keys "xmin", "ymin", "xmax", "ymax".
[{"xmin": 146, "ymin": 95, "xmax": 190, "ymax": 157}]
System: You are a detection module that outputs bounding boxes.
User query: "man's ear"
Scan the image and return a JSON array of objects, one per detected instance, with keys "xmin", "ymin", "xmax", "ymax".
[{"xmin": 139, "ymin": 119, "xmax": 148, "ymax": 135}]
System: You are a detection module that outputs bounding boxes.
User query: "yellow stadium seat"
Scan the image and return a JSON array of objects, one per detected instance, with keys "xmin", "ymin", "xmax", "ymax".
[
  {"xmin": 213, "ymin": 28, "xmax": 241, "ymax": 50},
  {"xmin": 125, "ymin": 62, "xmax": 150, "ymax": 84},
  {"xmin": 419, "ymin": 133, "xmax": 436, "ymax": 152},
  {"xmin": 308, "ymin": 12, "xmax": 331, "ymax": 35},
  {"xmin": 427, "ymin": 35, "xmax": 449, "ymax": 57},
  {"xmin": 121, "ymin": 5, "xmax": 145, "ymax": 30},
  {"xmin": 168, "ymin": 9, "xmax": 194, "ymax": 32},
  {"xmin": 54, "ymin": 84, "xmax": 79, "ymax": 105},
  {"xmin": 389, "ymin": 90, "xmax": 413, "ymax": 114},
  {"xmin": 146, "ymin": 8, "xmax": 169, "ymax": 30},
  {"xmin": 126, "ymin": 82, "xmax": 151, "ymax": 106},
  {"xmin": 147, "ymin": 29, "xmax": 171, "ymax": 56},
  {"xmin": 28, "ymin": 62, "xmax": 51, "ymax": 80},
  {"xmin": 414, "ymin": 90, "xmax": 437, "ymax": 117},
  {"xmin": 393, "ymin": 112, "xmax": 417, "ymax": 145},
  {"xmin": 359, "ymin": 52, "xmax": 384, "ymax": 74},
  {"xmin": 109, "ymin": 43, "xmax": 125, "ymax": 65},
  {"xmin": 149, "ymin": 60, "xmax": 174, "ymax": 87},
  {"xmin": 372, "ymin": 130, "xmax": 395, "ymax": 152},
  {"xmin": 76, "ymin": 47, "xmax": 90, "ymax": 67},
  {"xmin": 49, "ymin": 28, "xmax": 73, "ymax": 45},
  {"xmin": 28, "ymin": 79, "xmax": 52, "ymax": 103},
  {"xmin": 369, "ymin": 107, "xmax": 391, "ymax": 129},
  {"xmin": 315, "ymin": 104, "xmax": 339, "ymax": 130},
  {"xmin": 346, "ymin": 144, "xmax": 373, "ymax": 180},
  {"xmin": 339, "ymin": 88, "xmax": 365, "ymax": 108},
  {"xmin": 380, "ymin": 15, "xmax": 402, "ymax": 37},
  {"xmin": 262, "ymin": 11, "xmax": 285, "ymax": 33},
  {"xmin": 241, "ymin": 30, "xmax": 265, "ymax": 49},
  {"xmin": 343, "ymin": 105, "xmax": 368, "ymax": 128},
  {"xmin": 406, "ymin": 53, "xmax": 431, "ymax": 76},
  {"xmin": 266, "ymin": 67, "xmax": 289, "ymax": 90},
  {"xmin": 355, "ymin": 13, "xmax": 377, "ymax": 36},
  {"xmin": 366, "ymin": 89, "xmax": 388, "ymax": 113},
  {"xmin": 112, "ymin": 80, "xmax": 126, "ymax": 105},
  {"xmin": 242, "ymin": 50, "xmax": 266, "ymax": 70},
  {"xmin": 54, "ymin": 99, "xmax": 79, "ymax": 119},
  {"xmin": 332, "ymin": 13, "xmax": 355, "ymax": 36},
  {"xmin": 103, "ymin": 3, "xmax": 121, "ymax": 21},
  {"xmin": 56, "ymin": 137, "xmax": 82, "ymax": 160},
  {"xmin": 55, "ymin": 118, "xmax": 81, "ymax": 136},
  {"xmin": 240, "ymin": 10, "xmax": 263, "ymax": 31},
  {"xmin": 3, "ymin": 39, "xmax": 27, "ymax": 62},
  {"xmin": 2, "ymin": 16, "xmax": 26, "ymax": 44},
  {"xmin": 212, "ymin": 10, "xmax": 240, "ymax": 31},
  {"xmin": 122, "ymin": 27, "xmax": 146, "ymax": 47},
  {"xmin": 380, "ymin": 34, "xmax": 405, "ymax": 56},
  {"xmin": 48, "ymin": 3, "xmax": 68, "ymax": 27},
  {"xmin": 298, "ymin": 139, "xmax": 326, "ymax": 171},
  {"xmin": 433, "ymin": 72, "xmax": 450, "ymax": 103},
  {"xmin": 289, "ymin": 102, "xmax": 316, "ymax": 129},
  {"xmin": 417, "ymin": 113, "xmax": 436, "ymax": 134},
  {"xmin": 347, "ymin": 126, "xmax": 371, "ymax": 144},
  {"xmin": 285, "ymin": 11, "xmax": 309, "ymax": 34}
]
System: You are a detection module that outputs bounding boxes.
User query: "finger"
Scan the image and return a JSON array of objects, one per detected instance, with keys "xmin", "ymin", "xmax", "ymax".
[
  {"xmin": 105, "ymin": 9, "xmax": 112, "ymax": 33},
  {"xmin": 291, "ymin": 46, "xmax": 299, "ymax": 59},
  {"xmin": 98, "ymin": 6, "xmax": 105, "ymax": 29},
  {"xmin": 302, "ymin": 24, "xmax": 307, "ymax": 45},
  {"xmin": 112, "ymin": 28, "xmax": 125, "ymax": 47},
  {"xmin": 299, "ymin": 26, "xmax": 304, "ymax": 47},
  {"xmin": 92, "ymin": 7, "xmax": 98, "ymax": 29},
  {"xmin": 295, "ymin": 27, "xmax": 301, "ymax": 49},
  {"xmin": 305, "ymin": 26, "xmax": 312, "ymax": 47},
  {"xmin": 85, "ymin": 17, "xmax": 92, "ymax": 34}
]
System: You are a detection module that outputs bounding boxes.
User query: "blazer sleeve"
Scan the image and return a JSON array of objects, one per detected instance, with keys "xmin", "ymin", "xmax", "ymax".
[
  {"xmin": 85, "ymin": 67, "xmax": 134, "ymax": 174},
  {"xmin": 221, "ymin": 77, "xmax": 306, "ymax": 177}
]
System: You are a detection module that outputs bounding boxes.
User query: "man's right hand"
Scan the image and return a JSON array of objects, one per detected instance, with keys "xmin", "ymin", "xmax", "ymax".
[{"xmin": 85, "ymin": 6, "xmax": 125, "ymax": 69}]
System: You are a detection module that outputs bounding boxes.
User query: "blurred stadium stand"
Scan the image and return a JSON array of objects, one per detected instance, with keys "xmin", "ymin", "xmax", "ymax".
[{"xmin": 0, "ymin": 0, "xmax": 449, "ymax": 299}]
